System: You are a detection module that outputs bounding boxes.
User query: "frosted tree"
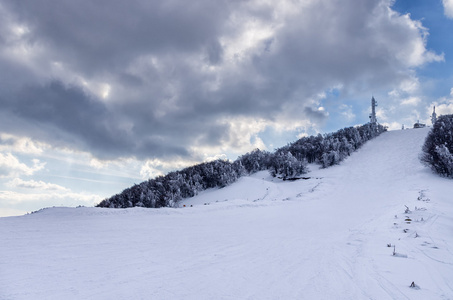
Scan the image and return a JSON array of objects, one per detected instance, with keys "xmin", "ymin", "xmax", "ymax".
[
  {"xmin": 421, "ymin": 114, "xmax": 453, "ymax": 177},
  {"xmin": 269, "ymin": 151, "xmax": 307, "ymax": 180},
  {"xmin": 435, "ymin": 145, "xmax": 453, "ymax": 176}
]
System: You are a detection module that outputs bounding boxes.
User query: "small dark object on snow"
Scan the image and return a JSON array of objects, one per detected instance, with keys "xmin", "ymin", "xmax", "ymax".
[
  {"xmin": 404, "ymin": 205, "xmax": 410, "ymax": 213},
  {"xmin": 285, "ymin": 177, "xmax": 311, "ymax": 181},
  {"xmin": 410, "ymin": 282, "xmax": 415, "ymax": 288}
]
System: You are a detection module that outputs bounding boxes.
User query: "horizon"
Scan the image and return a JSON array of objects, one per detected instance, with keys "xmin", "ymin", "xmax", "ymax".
[{"xmin": 1, "ymin": 0, "xmax": 453, "ymax": 217}]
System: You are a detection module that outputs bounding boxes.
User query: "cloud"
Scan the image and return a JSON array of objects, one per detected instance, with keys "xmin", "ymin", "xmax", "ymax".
[
  {"xmin": 339, "ymin": 104, "xmax": 356, "ymax": 121},
  {"xmin": 384, "ymin": 121, "xmax": 404, "ymax": 131},
  {"xmin": 426, "ymin": 89, "xmax": 453, "ymax": 117},
  {"xmin": 401, "ymin": 97, "xmax": 421, "ymax": 106},
  {"xmin": 6, "ymin": 178, "xmax": 69, "ymax": 191},
  {"xmin": 0, "ymin": 190, "xmax": 102, "ymax": 213},
  {"xmin": 1, "ymin": 0, "xmax": 230, "ymax": 74},
  {"xmin": 443, "ymin": 0, "xmax": 453, "ymax": 18},
  {"xmin": 140, "ymin": 161, "xmax": 165, "ymax": 179},
  {"xmin": 0, "ymin": 207, "xmax": 27, "ymax": 217},
  {"xmin": 0, "ymin": 153, "xmax": 45, "ymax": 178},
  {"xmin": 139, "ymin": 156, "xmax": 205, "ymax": 180},
  {"xmin": 0, "ymin": 133, "xmax": 47, "ymax": 154},
  {"xmin": 0, "ymin": 0, "xmax": 443, "ymax": 164},
  {"xmin": 435, "ymin": 102, "xmax": 453, "ymax": 116}
]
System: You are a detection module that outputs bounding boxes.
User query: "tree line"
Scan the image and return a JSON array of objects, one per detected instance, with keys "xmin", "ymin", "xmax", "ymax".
[{"xmin": 97, "ymin": 123, "xmax": 386, "ymax": 208}]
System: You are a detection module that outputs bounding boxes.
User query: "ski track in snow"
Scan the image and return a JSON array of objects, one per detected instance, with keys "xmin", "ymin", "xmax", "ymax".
[{"xmin": 1, "ymin": 128, "xmax": 452, "ymax": 299}]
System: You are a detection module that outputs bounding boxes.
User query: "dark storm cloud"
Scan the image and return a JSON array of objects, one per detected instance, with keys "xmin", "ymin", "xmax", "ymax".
[
  {"xmin": 304, "ymin": 107, "xmax": 328, "ymax": 123},
  {"xmin": 0, "ymin": 0, "xmax": 441, "ymax": 161},
  {"xmin": 2, "ymin": 0, "xmax": 230, "ymax": 74},
  {"xmin": 206, "ymin": 39, "xmax": 224, "ymax": 65},
  {"xmin": 1, "ymin": 81, "xmax": 122, "ymax": 157},
  {"xmin": 0, "ymin": 81, "xmax": 189, "ymax": 159},
  {"xmin": 252, "ymin": 1, "xmax": 409, "ymax": 94}
]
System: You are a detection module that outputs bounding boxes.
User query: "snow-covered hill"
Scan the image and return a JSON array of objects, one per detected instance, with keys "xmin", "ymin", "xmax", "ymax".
[{"xmin": 1, "ymin": 128, "xmax": 452, "ymax": 299}]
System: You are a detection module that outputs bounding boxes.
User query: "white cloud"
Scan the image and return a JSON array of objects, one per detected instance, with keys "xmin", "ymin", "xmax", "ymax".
[
  {"xmin": 0, "ymin": 133, "xmax": 48, "ymax": 154},
  {"xmin": 6, "ymin": 178, "xmax": 69, "ymax": 191},
  {"xmin": 19, "ymin": 191, "xmax": 100, "ymax": 203},
  {"xmin": 400, "ymin": 97, "xmax": 421, "ymax": 106},
  {"xmin": 376, "ymin": 107, "xmax": 388, "ymax": 122},
  {"xmin": 89, "ymin": 158, "xmax": 109, "ymax": 169},
  {"xmin": 435, "ymin": 102, "xmax": 453, "ymax": 115},
  {"xmin": 339, "ymin": 104, "xmax": 356, "ymax": 121},
  {"xmin": 0, "ymin": 207, "xmax": 27, "ymax": 217},
  {"xmin": 382, "ymin": 121, "xmax": 404, "ymax": 131},
  {"xmin": 443, "ymin": 0, "xmax": 453, "ymax": 18},
  {"xmin": 389, "ymin": 14, "xmax": 444, "ymax": 67},
  {"xmin": 140, "ymin": 160, "xmax": 165, "ymax": 179},
  {"xmin": 427, "ymin": 90, "xmax": 453, "ymax": 117},
  {"xmin": 139, "ymin": 158, "xmax": 198, "ymax": 179},
  {"xmin": 220, "ymin": 116, "xmax": 269, "ymax": 151},
  {"xmin": 0, "ymin": 190, "xmax": 102, "ymax": 210},
  {"xmin": 0, "ymin": 153, "xmax": 45, "ymax": 178}
]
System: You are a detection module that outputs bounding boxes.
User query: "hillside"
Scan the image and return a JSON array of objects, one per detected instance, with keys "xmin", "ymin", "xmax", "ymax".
[
  {"xmin": 1, "ymin": 128, "xmax": 452, "ymax": 299},
  {"xmin": 97, "ymin": 123, "xmax": 385, "ymax": 209}
]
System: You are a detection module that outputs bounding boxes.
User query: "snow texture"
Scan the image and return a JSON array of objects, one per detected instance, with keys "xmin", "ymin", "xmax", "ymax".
[{"xmin": 1, "ymin": 128, "xmax": 452, "ymax": 299}]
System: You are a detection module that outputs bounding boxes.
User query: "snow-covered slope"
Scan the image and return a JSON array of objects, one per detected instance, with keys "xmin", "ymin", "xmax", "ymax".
[{"xmin": 1, "ymin": 128, "xmax": 452, "ymax": 299}]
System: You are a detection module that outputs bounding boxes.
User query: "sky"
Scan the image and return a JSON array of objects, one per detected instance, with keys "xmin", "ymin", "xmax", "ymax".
[{"xmin": 1, "ymin": 0, "xmax": 453, "ymax": 217}]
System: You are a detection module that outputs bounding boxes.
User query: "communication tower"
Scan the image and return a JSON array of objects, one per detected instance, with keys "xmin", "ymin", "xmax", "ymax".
[
  {"xmin": 369, "ymin": 96, "xmax": 377, "ymax": 125},
  {"xmin": 431, "ymin": 106, "xmax": 437, "ymax": 125}
]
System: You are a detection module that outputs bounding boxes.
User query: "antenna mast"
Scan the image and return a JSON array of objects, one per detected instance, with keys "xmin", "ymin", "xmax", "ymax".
[
  {"xmin": 369, "ymin": 96, "xmax": 377, "ymax": 125},
  {"xmin": 431, "ymin": 106, "xmax": 437, "ymax": 125}
]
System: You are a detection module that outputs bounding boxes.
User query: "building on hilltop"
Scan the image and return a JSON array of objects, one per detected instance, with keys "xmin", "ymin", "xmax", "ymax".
[{"xmin": 414, "ymin": 120, "xmax": 426, "ymax": 128}]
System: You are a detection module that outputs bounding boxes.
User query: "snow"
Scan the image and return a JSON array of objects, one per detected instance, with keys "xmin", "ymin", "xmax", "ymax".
[{"xmin": 1, "ymin": 128, "xmax": 452, "ymax": 299}]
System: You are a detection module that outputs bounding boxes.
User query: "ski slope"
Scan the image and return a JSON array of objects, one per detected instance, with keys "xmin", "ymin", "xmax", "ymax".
[{"xmin": 1, "ymin": 128, "xmax": 452, "ymax": 299}]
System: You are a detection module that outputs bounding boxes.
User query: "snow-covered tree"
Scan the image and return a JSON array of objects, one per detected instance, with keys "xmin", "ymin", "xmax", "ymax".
[
  {"xmin": 269, "ymin": 151, "xmax": 307, "ymax": 180},
  {"xmin": 421, "ymin": 114, "xmax": 453, "ymax": 178}
]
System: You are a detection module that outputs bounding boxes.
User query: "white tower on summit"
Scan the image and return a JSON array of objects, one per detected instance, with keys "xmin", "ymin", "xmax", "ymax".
[
  {"xmin": 369, "ymin": 96, "xmax": 377, "ymax": 125},
  {"xmin": 431, "ymin": 106, "xmax": 437, "ymax": 125}
]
